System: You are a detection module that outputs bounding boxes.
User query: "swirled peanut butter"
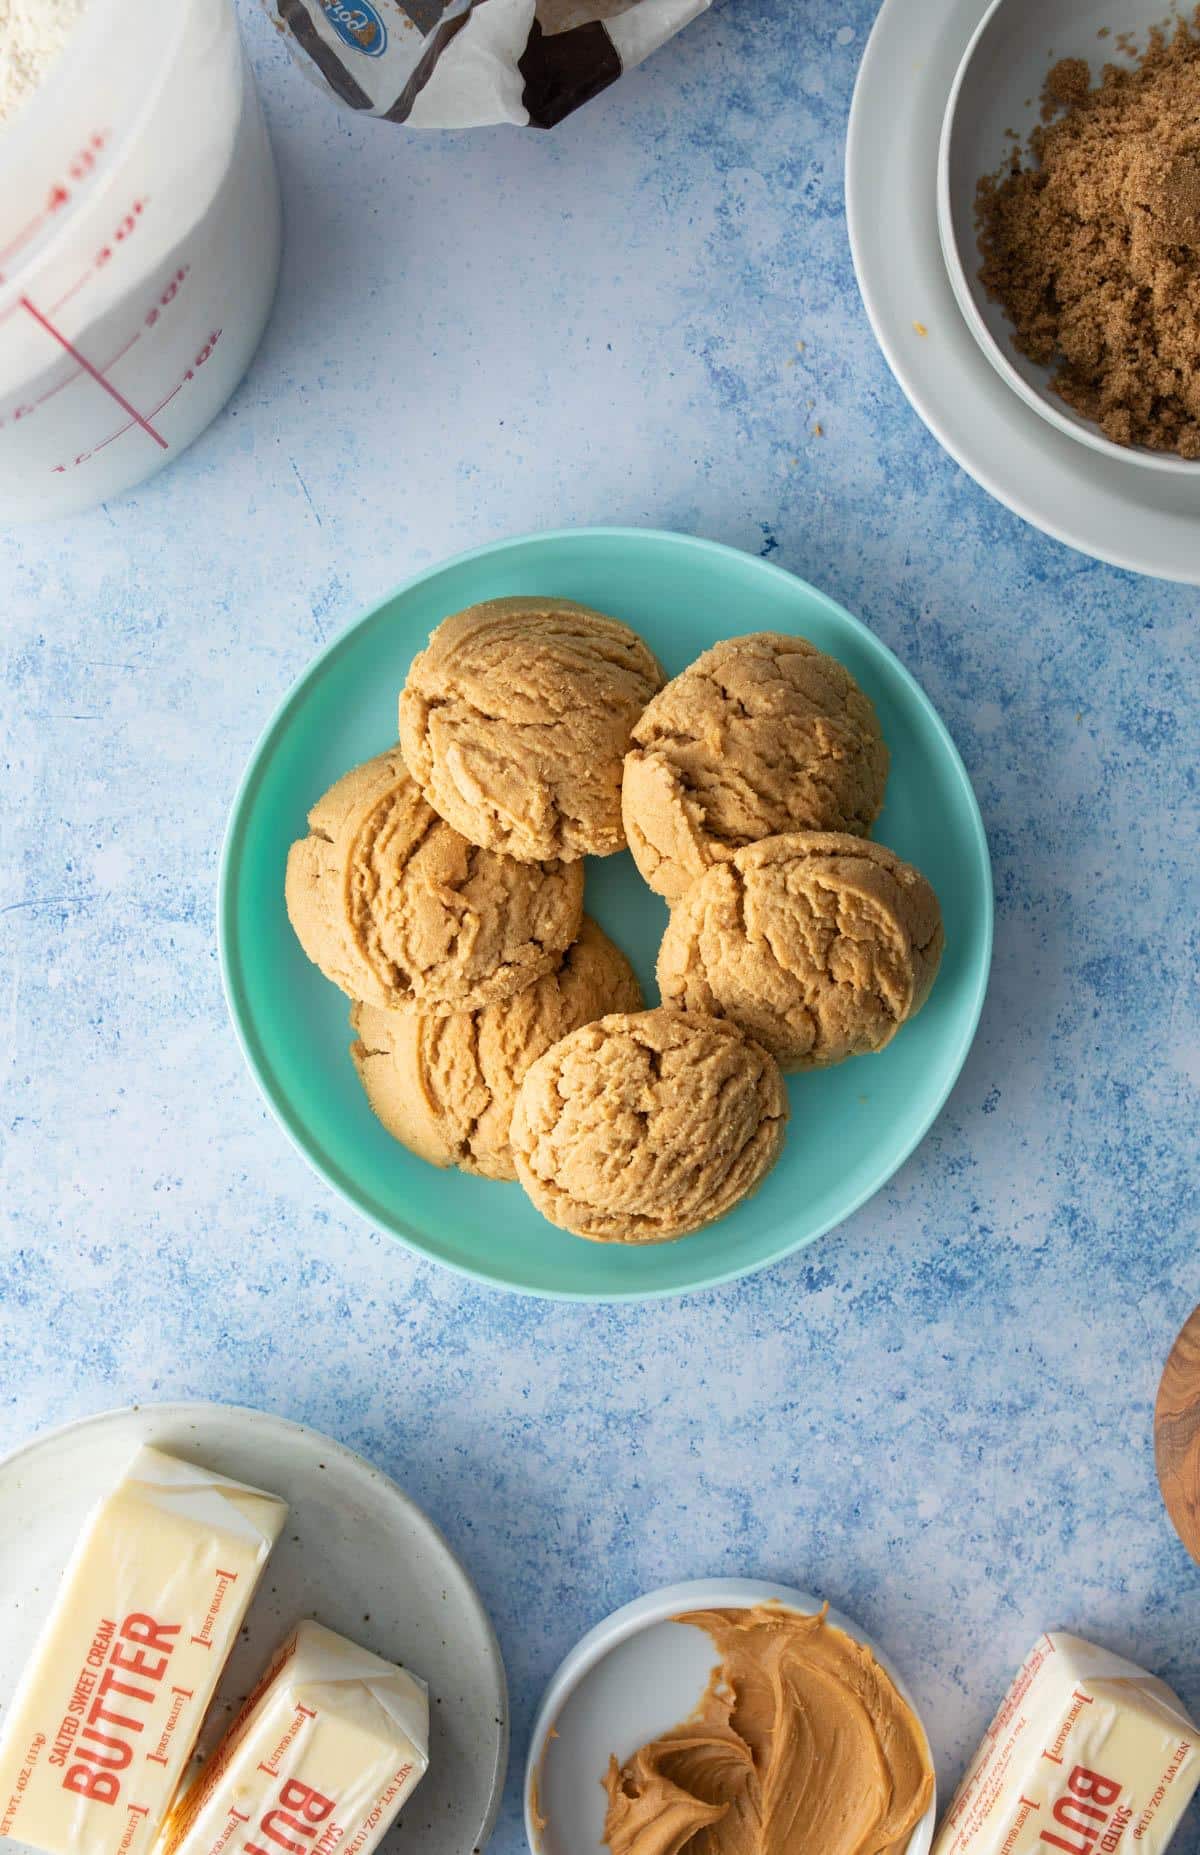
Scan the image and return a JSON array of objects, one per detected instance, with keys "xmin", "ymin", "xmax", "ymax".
[{"xmin": 603, "ymin": 1605, "xmax": 933, "ymax": 1855}]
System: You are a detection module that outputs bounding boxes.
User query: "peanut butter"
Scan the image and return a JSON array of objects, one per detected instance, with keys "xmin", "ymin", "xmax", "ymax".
[{"xmin": 604, "ymin": 1605, "xmax": 933, "ymax": 1855}]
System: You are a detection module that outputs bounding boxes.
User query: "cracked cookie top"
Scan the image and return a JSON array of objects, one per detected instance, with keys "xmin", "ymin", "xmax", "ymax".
[
  {"xmin": 350, "ymin": 916, "xmax": 642, "ymax": 1181},
  {"xmin": 622, "ymin": 632, "xmax": 889, "ymax": 902},
  {"xmin": 510, "ymin": 1006, "xmax": 788, "ymax": 1244},
  {"xmin": 657, "ymin": 831, "xmax": 943, "ymax": 1071},
  {"xmin": 285, "ymin": 747, "xmax": 583, "ymax": 1014},
  {"xmin": 399, "ymin": 597, "xmax": 664, "ymax": 863}
]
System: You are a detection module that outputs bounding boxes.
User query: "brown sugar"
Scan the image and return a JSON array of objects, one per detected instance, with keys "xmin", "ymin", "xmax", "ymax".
[
  {"xmin": 975, "ymin": 12, "xmax": 1200, "ymax": 458},
  {"xmin": 1041, "ymin": 56, "xmax": 1091, "ymax": 116}
]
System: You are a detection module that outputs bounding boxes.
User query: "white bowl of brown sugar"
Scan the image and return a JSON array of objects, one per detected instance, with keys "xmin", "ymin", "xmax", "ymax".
[{"xmin": 938, "ymin": 0, "xmax": 1200, "ymax": 473}]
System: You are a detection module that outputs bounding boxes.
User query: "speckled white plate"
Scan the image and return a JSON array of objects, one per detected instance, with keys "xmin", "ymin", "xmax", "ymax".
[
  {"xmin": 525, "ymin": 1578, "xmax": 936, "ymax": 1855},
  {"xmin": 0, "ymin": 1403, "xmax": 508, "ymax": 1855},
  {"xmin": 846, "ymin": 0, "xmax": 1200, "ymax": 581}
]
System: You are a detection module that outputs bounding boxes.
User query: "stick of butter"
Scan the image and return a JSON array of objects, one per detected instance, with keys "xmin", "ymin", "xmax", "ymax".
[
  {"xmin": 154, "ymin": 1621, "xmax": 429, "ymax": 1855},
  {"xmin": 0, "ymin": 1446, "xmax": 287, "ymax": 1855},
  {"xmin": 933, "ymin": 1632, "xmax": 1200, "ymax": 1855}
]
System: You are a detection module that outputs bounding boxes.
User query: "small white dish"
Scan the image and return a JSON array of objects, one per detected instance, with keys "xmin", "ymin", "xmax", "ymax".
[
  {"xmin": 938, "ymin": 0, "xmax": 1198, "ymax": 475},
  {"xmin": 524, "ymin": 1577, "xmax": 936, "ymax": 1855},
  {"xmin": 0, "ymin": 1403, "xmax": 508, "ymax": 1855},
  {"xmin": 846, "ymin": 0, "xmax": 1200, "ymax": 581}
]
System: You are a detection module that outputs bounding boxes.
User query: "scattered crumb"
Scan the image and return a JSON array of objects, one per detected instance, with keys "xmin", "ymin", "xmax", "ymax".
[
  {"xmin": 1040, "ymin": 56, "xmax": 1090, "ymax": 120},
  {"xmin": 913, "ymin": 320, "xmax": 928, "ymax": 336},
  {"xmin": 813, "ymin": 422, "xmax": 824, "ymax": 437},
  {"xmin": 796, "ymin": 339, "xmax": 806, "ymax": 351},
  {"xmin": 1098, "ymin": 25, "xmax": 1110, "ymax": 37}
]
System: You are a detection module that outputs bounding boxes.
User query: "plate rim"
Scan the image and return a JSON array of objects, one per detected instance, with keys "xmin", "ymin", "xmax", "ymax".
[
  {"xmin": 0, "ymin": 1399, "xmax": 509, "ymax": 1855},
  {"xmin": 218, "ymin": 524, "xmax": 994, "ymax": 1302},
  {"xmin": 845, "ymin": 0, "xmax": 1200, "ymax": 583}
]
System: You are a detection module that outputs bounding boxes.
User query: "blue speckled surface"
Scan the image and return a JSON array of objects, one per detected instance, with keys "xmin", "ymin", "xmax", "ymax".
[{"xmin": 3, "ymin": 1, "xmax": 1200, "ymax": 1849}]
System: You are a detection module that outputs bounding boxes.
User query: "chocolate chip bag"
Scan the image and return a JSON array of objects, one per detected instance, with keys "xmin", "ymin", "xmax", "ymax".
[{"xmin": 267, "ymin": 0, "xmax": 710, "ymax": 128}]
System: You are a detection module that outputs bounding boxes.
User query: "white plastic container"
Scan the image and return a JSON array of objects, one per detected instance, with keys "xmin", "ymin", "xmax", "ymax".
[{"xmin": 0, "ymin": 0, "xmax": 282, "ymax": 521}]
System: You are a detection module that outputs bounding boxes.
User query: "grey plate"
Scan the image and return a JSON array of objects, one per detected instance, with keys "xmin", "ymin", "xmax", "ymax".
[{"xmin": 0, "ymin": 1402, "xmax": 508, "ymax": 1855}]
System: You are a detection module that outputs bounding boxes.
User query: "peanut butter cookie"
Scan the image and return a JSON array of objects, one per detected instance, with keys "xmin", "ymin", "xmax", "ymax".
[
  {"xmin": 350, "ymin": 917, "xmax": 642, "ymax": 1181},
  {"xmin": 510, "ymin": 1006, "xmax": 788, "ymax": 1244},
  {"xmin": 285, "ymin": 748, "xmax": 583, "ymax": 1015},
  {"xmin": 622, "ymin": 632, "xmax": 889, "ymax": 901},
  {"xmin": 399, "ymin": 596, "xmax": 664, "ymax": 862},
  {"xmin": 657, "ymin": 832, "xmax": 943, "ymax": 1071}
]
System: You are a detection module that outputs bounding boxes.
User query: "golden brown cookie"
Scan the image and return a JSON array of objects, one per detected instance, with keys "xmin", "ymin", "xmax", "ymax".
[
  {"xmin": 285, "ymin": 748, "xmax": 583, "ymax": 1015},
  {"xmin": 398, "ymin": 596, "xmax": 664, "ymax": 863},
  {"xmin": 349, "ymin": 917, "xmax": 642, "ymax": 1181},
  {"xmin": 622, "ymin": 632, "xmax": 889, "ymax": 901},
  {"xmin": 657, "ymin": 832, "xmax": 943, "ymax": 1071},
  {"xmin": 510, "ymin": 1006, "xmax": 788, "ymax": 1244}
]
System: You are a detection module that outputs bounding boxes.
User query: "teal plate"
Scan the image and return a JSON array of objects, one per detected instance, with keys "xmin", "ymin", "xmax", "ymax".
[{"xmin": 219, "ymin": 529, "xmax": 993, "ymax": 1300}]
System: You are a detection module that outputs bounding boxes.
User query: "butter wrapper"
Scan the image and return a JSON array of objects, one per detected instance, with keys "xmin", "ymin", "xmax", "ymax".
[
  {"xmin": 0, "ymin": 1447, "xmax": 287, "ymax": 1855},
  {"xmin": 266, "ymin": 0, "xmax": 710, "ymax": 129},
  {"xmin": 934, "ymin": 1632, "xmax": 1200, "ymax": 1855},
  {"xmin": 155, "ymin": 1621, "xmax": 429, "ymax": 1855}
]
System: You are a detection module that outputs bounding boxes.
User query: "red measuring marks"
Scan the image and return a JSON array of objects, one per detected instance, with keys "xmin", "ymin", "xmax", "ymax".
[
  {"xmin": 0, "ymin": 133, "xmax": 110, "ymax": 284},
  {"xmin": 0, "ymin": 266, "xmax": 193, "ymax": 434},
  {"xmin": 50, "ymin": 327, "xmax": 222, "ymax": 474},
  {"xmin": 20, "ymin": 295, "xmax": 168, "ymax": 449},
  {"xmin": 45, "ymin": 195, "xmax": 148, "ymax": 317},
  {"xmin": 145, "ymin": 328, "xmax": 222, "ymax": 421}
]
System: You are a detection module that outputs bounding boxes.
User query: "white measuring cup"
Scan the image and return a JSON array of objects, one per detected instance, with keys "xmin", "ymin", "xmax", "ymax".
[{"xmin": 0, "ymin": 0, "xmax": 282, "ymax": 521}]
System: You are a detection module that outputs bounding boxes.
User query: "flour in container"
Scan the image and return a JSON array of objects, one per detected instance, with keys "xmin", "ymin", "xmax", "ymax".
[{"xmin": 0, "ymin": 0, "xmax": 86, "ymax": 124}]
